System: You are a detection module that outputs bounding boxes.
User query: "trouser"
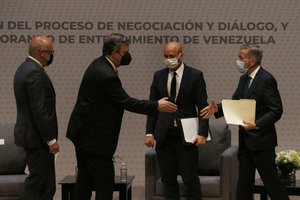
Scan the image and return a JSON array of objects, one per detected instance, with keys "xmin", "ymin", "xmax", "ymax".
[
  {"xmin": 156, "ymin": 128, "xmax": 202, "ymax": 200},
  {"xmin": 19, "ymin": 148, "xmax": 56, "ymax": 200},
  {"xmin": 236, "ymin": 144, "xmax": 290, "ymax": 200},
  {"xmin": 73, "ymin": 148, "xmax": 115, "ymax": 200}
]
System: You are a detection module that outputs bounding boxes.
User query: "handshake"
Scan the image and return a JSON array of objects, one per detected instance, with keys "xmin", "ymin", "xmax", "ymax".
[
  {"xmin": 157, "ymin": 98, "xmax": 219, "ymax": 118},
  {"xmin": 157, "ymin": 97, "xmax": 178, "ymax": 112}
]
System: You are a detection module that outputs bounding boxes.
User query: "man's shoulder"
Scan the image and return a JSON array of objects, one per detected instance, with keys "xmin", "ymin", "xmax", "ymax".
[
  {"xmin": 19, "ymin": 58, "xmax": 38, "ymax": 68},
  {"xmin": 83, "ymin": 55, "xmax": 117, "ymax": 81},
  {"xmin": 260, "ymin": 67, "xmax": 274, "ymax": 76},
  {"xmin": 183, "ymin": 64, "xmax": 203, "ymax": 76},
  {"xmin": 153, "ymin": 67, "xmax": 168, "ymax": 77},
  {"xmin": 258, "ymin": 67, "xmax": 276, "ymax": 81},
  {"xmin": 15, "ymin": 58, "xmax": 42, "ymax": 77},
  {"xmin": 89, "ymin": 55, "xmax": 107, "ymax": 66},
  {"xmin": 184, "ymin": 64, "xmax": 201, "ymax": 71},
  {"xmin": 87, "ymin": 56, "xmax": 112, "ymax": 72}
]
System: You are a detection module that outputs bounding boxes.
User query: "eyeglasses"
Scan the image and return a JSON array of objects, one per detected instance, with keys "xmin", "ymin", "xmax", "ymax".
[{"xmin": 40, "ymin": 49, "xmax": 54, "ymax": 55}]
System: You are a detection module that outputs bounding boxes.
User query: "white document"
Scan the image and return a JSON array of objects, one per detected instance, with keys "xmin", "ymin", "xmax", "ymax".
[
  {"xmin": 180, "ymin": 117, "xmax": 211, "ymax": 143},
  {"xmin": 222, "ymin": 99, "xmax": 256, "ymax": 125},
  {"xmin": 0, "ymin": 139, "xmax": 4, "ymax": 145}
]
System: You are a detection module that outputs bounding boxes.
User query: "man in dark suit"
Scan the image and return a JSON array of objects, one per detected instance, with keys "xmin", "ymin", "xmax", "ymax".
[
  {"xmin": 145, "ymin": 41, "xmax": 209, "ymax": 200},
  {"xmin": 14, "ymin": 35, "xmax": 59, "ymax": 200},
  {"xmin": 66, "ymin": 33, "xmax": 177, "ymax": 200},
  {"xmin": 200, "ymin": 44, "xmax": 289, "ymax": 200}
]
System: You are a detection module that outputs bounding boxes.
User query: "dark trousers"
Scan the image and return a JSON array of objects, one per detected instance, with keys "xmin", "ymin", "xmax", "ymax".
[
  {"xmin": 19, "ymin": 148, "xmax": 55, "ymax": 200},
  {"xmin": 73, "ymin": 148, "xmax": 115, "ymax": 200},
  {"xmin": 156, "ymin": 128, "xmax": 202, "ymax": 200},
  {"xmin": 236, "ymin": 144, "xmax": 290, "ymax": 200}
]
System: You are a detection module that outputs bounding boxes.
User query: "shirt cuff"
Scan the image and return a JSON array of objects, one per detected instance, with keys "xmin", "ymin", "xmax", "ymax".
[
  {"xmin": 47, "ymin": 139, "xmax": 57, "ymax": 146},
  {"xmin": 146, "ymin": 134, "xmax": 153, "ymax": 137}
]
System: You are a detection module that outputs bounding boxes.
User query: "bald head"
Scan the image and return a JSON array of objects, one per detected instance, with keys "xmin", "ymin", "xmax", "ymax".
[
  {"xmin": 28, "ymin": 36, "xmax": 54, "ymax": 67},
  {"xmin": 29, "ymin": 36, "xmax": 53, "ymax": 55},
  {"xmin": 164, "ymin": 41, "xmax": 182, "ymax": 55}
]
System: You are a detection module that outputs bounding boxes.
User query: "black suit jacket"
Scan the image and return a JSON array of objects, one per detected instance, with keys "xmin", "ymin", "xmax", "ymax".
[
  {"xmin": 14, "ymin": 57, "xmax": 58, "ymax": 148},
  {"xmin": 66, "ymin": 56, "xmax": 158, "ymax": 158},
  {"xmin": 215, "ymin": 67, "xmax": 283, "ymax": 151},
  {"xmin": 146, "ymin": 64, "xmax": 209, "ymax": 144}
]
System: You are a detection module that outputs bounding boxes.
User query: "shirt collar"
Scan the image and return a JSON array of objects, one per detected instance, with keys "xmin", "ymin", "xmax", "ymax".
[
  {"xmin": 28, "ymin": 56, "xmax": 43, "ymax": 69},
  {"xmin": 249, "ymin": 65, "xmax": 261, "ymax": 79},
  {"xmin": 169, "ymin": 62, "xmax": 184, "ymax": 77},
  {"xmin": 105, "ymin": 56, "xmax": 117, "ymax": 72}
]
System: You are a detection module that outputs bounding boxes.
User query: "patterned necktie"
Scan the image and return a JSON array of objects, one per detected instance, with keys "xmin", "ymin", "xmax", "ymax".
[{"xmin": 170, "ymin": 72, "xmax": 177, "ymax": 103}]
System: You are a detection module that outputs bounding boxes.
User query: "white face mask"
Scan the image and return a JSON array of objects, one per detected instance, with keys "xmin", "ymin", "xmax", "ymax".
[
  {"xmin": 236, "ymin": 60, "xmax": 248, "ymax": 74},
  {"xmin": 164, "ymin": 57, "xmax": 179, "ymax": 69}
]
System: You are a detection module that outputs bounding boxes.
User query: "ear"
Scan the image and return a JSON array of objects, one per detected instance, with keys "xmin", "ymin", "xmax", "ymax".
[
  {"xmin": 39, "ymin": 50, "xmax": 45, "ymax": 58},
  {"xmin": 178, "ymin": 52, "xmax": 183, "ymax": 60},
  {"xmin": 251, "ymin": 58, "xmax": 257, "ymax": 65}
]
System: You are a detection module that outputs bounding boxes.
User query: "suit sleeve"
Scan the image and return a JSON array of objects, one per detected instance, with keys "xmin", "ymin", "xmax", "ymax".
[
  {"xmin": 25, "ymin": 70, "xmax": 56, "ymax": 143},
  {"xmin": 146, "ymin": 74, "xmax": 160, "ymax": 134},
  {"xmin": 255, "ymin": 76, "xmax": 283, "ymax": 130},
  {"xmin": 101, "ymin": 76, "xmax": 158, "ymax": 115},
  {"xmin": 195, "ymin": 72, "xmax": 209, "ymax": 137}
]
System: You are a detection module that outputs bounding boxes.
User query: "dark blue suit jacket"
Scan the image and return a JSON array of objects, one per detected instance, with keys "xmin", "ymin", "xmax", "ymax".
[
  {"xmin": 14, "ymin": 57, "xmax": 58, "ymax": 148},
  {"xmin": 66, "ymin": 56, "xmax": 158, "ymax": 158},
  {"xmin": 146, "ymin": 64, "xmax": 209, "ymax": 144},
  {"xmin": 215, "ymin": 67, "xmax": 283, "ymax": 150}
]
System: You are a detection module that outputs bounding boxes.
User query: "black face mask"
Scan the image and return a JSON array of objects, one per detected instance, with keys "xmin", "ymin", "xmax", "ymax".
[
  {"xmin": 47, "ymin": 54, "xmax": 54, "ymax": 66},
  {"xmin": 120, "ymin": 52, "xmax": 132, "ymax": 66}
]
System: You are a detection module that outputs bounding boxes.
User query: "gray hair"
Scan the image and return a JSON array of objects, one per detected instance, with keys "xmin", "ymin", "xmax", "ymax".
[
  {"xmin": 102, "ymin": 33, "xmax": 129, "ymax": 56},
  {"xmin": 240, "ymin": 44, "xmax": 263, "ymax": 65}
]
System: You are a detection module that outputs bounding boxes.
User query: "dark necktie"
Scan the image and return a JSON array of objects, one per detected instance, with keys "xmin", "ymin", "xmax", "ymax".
[
  {"xmin": 244, "ymin": 76, "xmax": 251, "ymax": 98},
  {"xmin": 170, "ymin": 72, "xmax": 177, "ymax": 103}
]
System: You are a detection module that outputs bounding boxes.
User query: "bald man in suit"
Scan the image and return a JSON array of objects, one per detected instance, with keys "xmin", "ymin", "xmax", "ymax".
[
  {"xmin": 145, "ymin": 41, "xmax": 209, "ymax": 200},
  {"xmin": 14, "ymin": 36, "xmax": 59, "ymax": 200}
]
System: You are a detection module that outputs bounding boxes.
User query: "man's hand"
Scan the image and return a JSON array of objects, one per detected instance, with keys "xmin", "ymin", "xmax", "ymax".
[
  {"xmin": 200, "ymin": 99, "xmax": 218, "ymax": 119},
  {"xmin": 158, "ymin": 97, "xmax": 177, "ymax": 112},
  {"xmin": 192, "ymin": 135, "xmax": 206, "ymax": 146},
  {"xmin": 242, "ymin": 121, "xmax": 256, "ymax": 131},
  {"xmin": 144, "ymin": 135, "xmax": 155, "ymax": 148},
  {"xmin": 49, "ymin": 142, "xmax": 59, "ymax": 154}
]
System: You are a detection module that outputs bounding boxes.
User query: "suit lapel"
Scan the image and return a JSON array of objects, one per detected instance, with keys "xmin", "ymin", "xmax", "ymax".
[
  {"xmin": 246, "ymin": 67, "xmax": 263, "ymax": 98},
  {"xmin": 101, "ymin": 56, "xmax": 122, "ymax": 85},
  {"xmin": 176, "ymin": 65, "xmax": 188, "ymax": 102},
  {"xmin": 161, "ymin": 69, "xmax": 169, "ymax": 97}
]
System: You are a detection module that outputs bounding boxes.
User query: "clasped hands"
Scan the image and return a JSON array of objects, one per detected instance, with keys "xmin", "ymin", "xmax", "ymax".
[{"xmin": 200, "ymin": 99, "xmax": 256, "ymax": 131}]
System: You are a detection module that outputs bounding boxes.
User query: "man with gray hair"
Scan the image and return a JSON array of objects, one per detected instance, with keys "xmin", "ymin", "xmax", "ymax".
[
  {"xmin": 66, "ymin": 33, "xmax": 177, "ymax": 200},
  {"xmin": 200, "ymin": 44, "xmax": 289, "ymax": 200}
]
